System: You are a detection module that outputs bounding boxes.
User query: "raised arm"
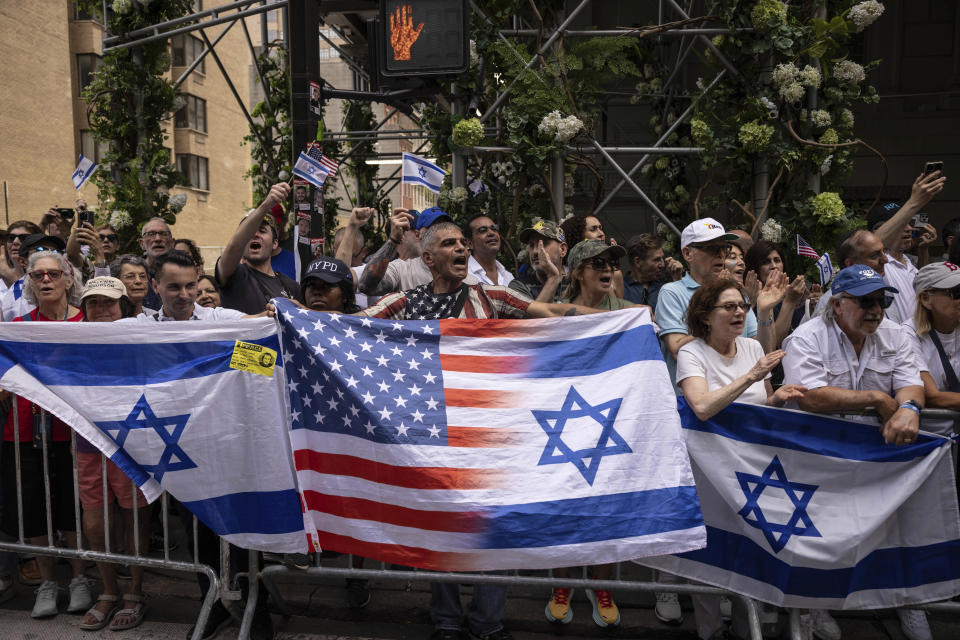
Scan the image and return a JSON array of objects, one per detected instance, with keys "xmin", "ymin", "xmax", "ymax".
[
  {"xmin": 335, "ymin": 207, "xmax": 374, "ymax": 276},
  {"xmin": 358, "ymin": 208, "xmax": 413, "ymax": 296},
  {"xmin": 217, "ymin": 183, "xmax": 289, "ymax": 285},
  {"xmin": 874, "ymin": 171, "xmax": 946, "ymax": 251}
]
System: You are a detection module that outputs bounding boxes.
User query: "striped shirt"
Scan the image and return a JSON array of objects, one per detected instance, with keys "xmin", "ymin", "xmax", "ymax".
[{"xmin": 359, "ymin": 283, "xmax": 532, "ymax": 320}]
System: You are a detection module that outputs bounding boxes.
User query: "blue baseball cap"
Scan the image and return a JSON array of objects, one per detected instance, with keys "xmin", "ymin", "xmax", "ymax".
[
  {"xmin": 831, "ymin": 264, "xmax": 898, "ymax": 297},
  {"xmin": 413, "ymin": 207, "xmax": 454, "ymax": 230}
]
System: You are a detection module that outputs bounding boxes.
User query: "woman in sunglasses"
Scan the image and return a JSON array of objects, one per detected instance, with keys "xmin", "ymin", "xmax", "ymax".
[
  {"xmin": 559, "ymin": 239, "xmax": 633, "ymax": 311},
  {"xmin": 1, "ymin": 251, "xmax": 90, "ymax": 620},
  {"xmin": 906, "ymin": 261, "xmax": 960, "ymax": 436},
  {"xmin": 677, "ymin": 277, "xmax": 807, "ymax": 422}
]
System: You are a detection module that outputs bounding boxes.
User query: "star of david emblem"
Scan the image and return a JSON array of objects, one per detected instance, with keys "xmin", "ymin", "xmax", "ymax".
[
  {"xmin": 418, "ymin": 166, "xmax": 427, "ymax": 178},
  {"xmin": 94, "ymin": 395, "xmax": 197, "ymax": 484},
  {"xmin": 533, "ymin": 386, "xmax": 631, "ymax": 485},
  {"xmin": 736, "ymin": 456, "xmax": 821, "ymax": 553}
]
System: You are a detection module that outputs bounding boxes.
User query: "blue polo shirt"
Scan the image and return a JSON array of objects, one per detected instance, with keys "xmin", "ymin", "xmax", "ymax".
[
  {"xmin": 623, "ymin": 274, "xmax": 663, "ymax": 309},
  {"xmin": 655, "ymin": 273, "xmax": 758, "ymax": 390}
]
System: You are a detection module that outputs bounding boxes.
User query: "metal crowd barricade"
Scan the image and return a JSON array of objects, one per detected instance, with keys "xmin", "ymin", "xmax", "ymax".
[{"xmin": 0, "ymin": 403, "xmax": 231, "ymax": 640}]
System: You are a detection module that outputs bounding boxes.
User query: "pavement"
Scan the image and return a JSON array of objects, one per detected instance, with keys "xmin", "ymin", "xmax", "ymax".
[{"xmin": 1, "ymin": 549, "xmax": 959, "ymax": 639}]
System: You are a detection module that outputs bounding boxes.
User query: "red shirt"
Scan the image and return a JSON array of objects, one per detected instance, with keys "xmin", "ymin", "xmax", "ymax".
[{"xmin": 3, "ymin": 308, "xmax": 84, "ymax": 442}]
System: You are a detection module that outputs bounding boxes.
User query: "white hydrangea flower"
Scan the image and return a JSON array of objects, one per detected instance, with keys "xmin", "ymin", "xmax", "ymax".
[
  {"xmin": 449, "ymin": 187, "xmax": 468, "ymax": 203},
  {"xmin": 760, "ymin": 218, "xmax": 783, "ymax": 243},
  {"xmin": 848, "ymin": 1, "xmax": 884, "ymax": 31},
  {"xmin": 779, "ymin": 81, "xmax": 805, "ymax": 103},
  {"xmin": 771, "ymin": 63, "xmax": 799, "ymax": 87},
  {"xmin": 109, "ymin": 210, "xmax": 133, "ymax": 230},
  {"xmin": 798, "ymin": 65, "xmax": 822, "ymax": 88},
  {"xmin": 695, "ymin": 77, "xmax": 706, "ymax": 91},
  {"xmin": 538, "ymin": 111, "xmax": 583, "ymax": 143},
  {"xmin": 527, "ymin": 183, "xmax": 545, "ymax": 197},
  {"xmin": 112, "ymin": 0, "xmax": 132, "ymax": 14},
  {"xmin": 759, "ymin": 96, "xmax": 779, "ymax": 119},
  {"xmin": 833, "ymin": 60, "xmax": 866, "ymax": 84},
  {"xmin": 810, "ymin": 109, "xmax": 832, "ymax": 128},
  {"xmin": 839, "ymin": 108, "xmax": 855, "ymax": 128},
  {"xmin": 168, "ymin": 193, "xmax": 187, "ymax": 213}
]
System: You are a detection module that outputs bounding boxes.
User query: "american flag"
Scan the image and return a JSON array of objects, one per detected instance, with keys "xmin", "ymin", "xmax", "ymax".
[
  {"xmin": 306, "ymin": 145, "xmax": 340, "ymax": 177},
  {"xmin": 274, "ymin": 298, "xmax": 706, "ymax": 571},
  {"xmin": 797, "ymin": 234, "xmax": 820, "ymax": 259}
]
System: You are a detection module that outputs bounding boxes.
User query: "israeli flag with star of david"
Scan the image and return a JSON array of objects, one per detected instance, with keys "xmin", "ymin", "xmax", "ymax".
[
  {"xmin": 642, "ymin": 400, "xmax": 960, "ymax": 609},
  {"xmin": 0, "ymin": 319, "xmax": 316, "ymax": 554},
  {"xmin": 274, "ymin": 298, "xmax": 706, "ymax": 572}
]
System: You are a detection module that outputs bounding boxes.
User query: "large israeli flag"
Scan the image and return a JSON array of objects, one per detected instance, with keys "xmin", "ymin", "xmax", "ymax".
[
  {"xmin": 642, "ymin": 400, "xmax": 960, "ymax": 609},
  {"xmin": 401, "ymin": 151, "xmax": 446, "ymax": 193},
  {"xmin": 0, "ymin": 319, "xmax": 315, "ymax": 553}
]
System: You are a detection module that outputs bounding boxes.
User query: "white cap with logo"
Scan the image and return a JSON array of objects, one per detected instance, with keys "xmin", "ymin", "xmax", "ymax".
[{"xmin": 680, "ymin": 217, "xmax": 738, "ymax": 249}]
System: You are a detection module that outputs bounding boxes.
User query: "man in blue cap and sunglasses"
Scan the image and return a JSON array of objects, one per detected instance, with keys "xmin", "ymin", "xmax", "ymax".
[{"xmin": 783, "ymin": 264, "xmax": 924, "ymax": 444}]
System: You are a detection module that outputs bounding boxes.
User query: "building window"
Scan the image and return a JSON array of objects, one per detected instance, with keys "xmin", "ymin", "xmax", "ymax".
[
  {"xmin": 77, "ymin": 54, "xmax": 102, "ymax": 95},
  {"xmin": 177, "ymin": 154, "xmax": 209, "ymax": 191},
  {"xmin": 171, "ymin": 34, "xmax": 205, "ymax": 74},
  {"xmin": 175, "ymin": 95, "xmax": 207, "ymax": 133},
  {"xmin": 79, "ymin": 130, "xmax": 109, "ymax": 163},
  {"xmin": 318, "ymin": 48, "xmax": 329, "ymax": 60}
]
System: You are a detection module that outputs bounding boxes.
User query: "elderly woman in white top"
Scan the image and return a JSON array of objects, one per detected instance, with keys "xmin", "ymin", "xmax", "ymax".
[{"xmin": 905, "ymin": 261, "xmax": 960, "ymax": 435}]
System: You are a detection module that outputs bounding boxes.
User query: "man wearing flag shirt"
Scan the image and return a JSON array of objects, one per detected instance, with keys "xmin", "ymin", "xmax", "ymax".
[
  {"xmin": 357, "ymin": 207, "xmax": 479, "ymax": 297},
  {"xmin": 782, "ymin": 263, "xmax": 930, "ymax": 640},
  {"xmin": 217, "ymin": 183, "xmax": 299, "ymax": 315},
  {"xmin": 508, "ymin": 219, "xmax": 570, "ymax": 303}
]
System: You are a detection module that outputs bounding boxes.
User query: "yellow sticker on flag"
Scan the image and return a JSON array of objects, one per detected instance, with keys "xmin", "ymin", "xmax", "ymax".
[{"xmin": 229, "ymin": 340, "xmax": 277, "ymax": 377}]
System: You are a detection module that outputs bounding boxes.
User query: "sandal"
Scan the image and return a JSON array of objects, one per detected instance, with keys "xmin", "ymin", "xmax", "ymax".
[
  {"xmin": 109, "ymin": 593, "xmax": 148, "ymax": 631},
  {"xmin": 79, "ymin": 594, "xmax": 121, "ymax": 631}
]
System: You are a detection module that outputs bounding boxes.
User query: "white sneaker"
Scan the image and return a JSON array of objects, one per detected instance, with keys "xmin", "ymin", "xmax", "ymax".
[
  {"xmin": 897, "ymin": 609, "xmax": 932, "ymax": 640},
  {"xmin": 67, "ymin": 575, "xmax": 92, "ymax": 613},
  {"xmin": 798, "ymin": 613, "xmax": 814, "ymax": 640},
  {"xmin": 809, "ymin": 609, "xmax": 841, "ymax": 640},
  {"xmin": 654, "ymin": 591, "xmax": 683, "ymax": 624},
  {"xmin": 31, "ymin": 580, "xmax": 59, "ymax": 618}
]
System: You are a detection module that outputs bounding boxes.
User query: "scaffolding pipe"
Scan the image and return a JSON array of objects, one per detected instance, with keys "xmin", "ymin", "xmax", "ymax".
[
  {"xmin": 499, "ymin": 28, "xmax": 746, "ymax": 37},
  {"xmin": 172, "ymin": 18, "xmax": 237, "ymax": 89}
]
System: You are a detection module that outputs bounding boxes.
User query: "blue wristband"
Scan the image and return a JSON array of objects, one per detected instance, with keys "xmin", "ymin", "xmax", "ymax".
[{"xmin": 899, "ymin": 402, "xmax": 921, "ymax": 415}]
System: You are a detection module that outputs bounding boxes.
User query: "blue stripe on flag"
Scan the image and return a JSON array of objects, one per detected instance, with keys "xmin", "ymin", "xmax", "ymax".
[
  {"xmin": 680, "ymin": 526, "xmax": 960, "ymax": 598},
  {"xmin": 180, "ymin": 489, "xmax": 305, "ymax": 536},
  {"xmin": 401, "ymin": 175, "xmax": 443, "ymax": 192},
  {"xmin": 678, "ymin": 399, "xmax": 944, "ymax": 463},
  {"xmin": 519, "ymin": 324, "xmax": 664, "ymax": 378},
  {"xmin": 0, "ymin": 335, "xmax": 281, "ymax": 386},
  {"xmin": 403, "ymin": 153, "xmax": 445, "ymax": 175},
  {"xmin": 482, "ymin": 485, "xmax": 702, "ymax": 548}
]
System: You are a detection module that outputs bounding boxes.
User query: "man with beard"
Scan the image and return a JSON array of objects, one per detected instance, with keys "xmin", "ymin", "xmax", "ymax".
[
  {"xmin": 216, "ymin": 183, "xmax": 299, "ymax": 314},
  {"xmin": 508, "ymin": 218, "xmax": 569, "ymax": 303}
]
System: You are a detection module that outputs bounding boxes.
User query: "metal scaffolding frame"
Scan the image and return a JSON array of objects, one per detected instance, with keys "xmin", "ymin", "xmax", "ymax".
[{"xmin": 97, "ymin": 0, "xmax": 752, "ymax": 236}]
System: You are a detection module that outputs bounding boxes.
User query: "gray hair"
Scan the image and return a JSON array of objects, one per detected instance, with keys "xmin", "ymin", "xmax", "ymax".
[
  {"xmin": 23, "ymin": 252, "xmax": 83, "ymax": 307},
  {"xmin": 110, "ymin": 254, "xmax": 149, "ymax": 278},
  {"xmin": 420, "ymin": 222, "xmax": 461, "ymax": 253},
  {"xmin": 822, "ymin": 294, "xmax": 839, "ymax": 323}
]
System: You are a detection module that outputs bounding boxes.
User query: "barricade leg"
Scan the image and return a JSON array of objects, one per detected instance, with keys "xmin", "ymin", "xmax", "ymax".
[{"xmin": 238, "ymin": 549, "xmax": 260, "ymax": 640}]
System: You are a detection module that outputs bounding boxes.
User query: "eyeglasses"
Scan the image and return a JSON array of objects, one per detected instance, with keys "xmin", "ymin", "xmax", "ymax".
[
  {"xmin": 585, "ymin": 257, "xmax": 621, "ymax": 271},
  {"xmin": 691, "ymin": 244, "xmax": 731, "ymax": 257},
  {"xmin": 473, "ymin": 223, "xmax": 499, "ymax": 235},
  {"xmin": 98, "ymin": 234, "xmax": 118, "ymax": 243},
  {"xmin": 28, "ymin": 269, "xmax": 64, "ymax": 282},
  {"xmin": 121, "ymin": 272, "xmax": 148, "ymax": 282},
  {"xmin": 6, "ymin": 233, "xmax": 31, "ymax": 243},
  {"xmin": 841, "ymin": 294, "xmax": 894, "ymax": 310},
  {"xmin": 930, "ymin": 286, "xmax": 960, "ymax": 300},
  {"xmin": 142, "ymin": 230, "xmax": 171, "ymax": 239},
  {"xmin": 713, "ymin": 301, "xmax": 750, "ymax": 312}
]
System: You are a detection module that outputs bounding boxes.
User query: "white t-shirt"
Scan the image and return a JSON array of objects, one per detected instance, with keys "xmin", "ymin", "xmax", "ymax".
[
  {"xmin": 675, "ymin": 336, "xmax": 769, "ymax": 406},
  {"xmin": 883, "ymin": 252, "xmax": 918, "ymax": 324},
  {"xmin": 121, "ymin": 304, "xmax": 246, "ymax": 322}
]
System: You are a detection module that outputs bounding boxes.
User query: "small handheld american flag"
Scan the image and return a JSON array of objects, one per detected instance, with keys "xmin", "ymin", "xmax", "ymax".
[
  {"xmin": 797, "ymin": 234, "xmax": 820, "ymax": 259},
  {"xmin": 306, "ymin": 146, "xmax": 339, "ymax": 177}
]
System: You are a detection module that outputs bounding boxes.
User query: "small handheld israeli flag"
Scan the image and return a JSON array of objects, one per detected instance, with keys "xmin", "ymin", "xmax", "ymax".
[
  {"xmin": 72, "ymin": 155, "xmax": 98, "ymax": 190},
  {"xmin": 402, "ymin": 152, "xmax": 446, "ymax": 194},
  {"xmin": 292, "ymin": 151, "xmax": 331, "ymax": 189},
  {"xmin": 816, "ymin": 252, "xmax": 834, "ymax": 287}
]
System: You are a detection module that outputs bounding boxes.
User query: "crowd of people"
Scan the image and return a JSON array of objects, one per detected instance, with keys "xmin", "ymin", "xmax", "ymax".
[{"xmin": 0, "ymin": 167, "xmax": 953, "ymax": 640}]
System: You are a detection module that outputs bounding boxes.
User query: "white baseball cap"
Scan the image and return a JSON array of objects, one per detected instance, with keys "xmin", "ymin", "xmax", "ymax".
[{"xmin": 680, "ymin": 217, "xmax": 738, "ymax": 249}]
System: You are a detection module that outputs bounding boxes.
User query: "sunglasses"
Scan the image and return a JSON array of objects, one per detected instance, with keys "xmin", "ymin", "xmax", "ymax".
[
  {"xmin": 841, "ymin": 294, "xmax": 894, "ymax": 310},
  {"xmin": 691, "ymin": 244, "xmax": 731, "ymax": 257},
  {"xmin": 473, "ymin": 223, "xmax": 499, "ymax": 235},
  {"xmin": 713, "ymin": 301, "xmax": 750, "ymax": 312},
  {"xmin": 930, "ymin": 286, "xmax": 960, "ymax": 300},
  {"xmin": 585, "ymin": 257, "xmax": 621, "ymax": 271},
  {"xmin": 98, "ymin": 234, "xmax": 118, "ymax": 243},
  {"xmin": 28, "ymin": 269, "xmax": 64, "ymax": 282},
  {"xmin": 6, "ymin": 233, "xmax": 32, "ymax": 243}
]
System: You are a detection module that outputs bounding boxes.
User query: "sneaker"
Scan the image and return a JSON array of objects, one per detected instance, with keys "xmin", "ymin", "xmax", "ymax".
[
  {"xmin": 19, "ymin": 558, "xmax": 42, "ymax": 586},
  {"xmin": 31, "ymin": 580, "xmax": 59, "ymax": 618},
  {"xmin": 545, "ymin": 587, "xmax": 573, "ymax": 624},
  {"xmin": 470, "ymin": 629, "xmax": 513, "ymax": 640},
  {"xmin": 430, "ymin": 630, "xmax": 467, "ymax": 640},
  {"xmin": 798, "ymin": 613, "xmax": 815, "ymax": 640},
  {"xmin": 346, "ymin": 578, "xmax": 371, "ymax": 609},
  {"xmin": 585, "ymin": 589, "xmax": 620, "ymax": 627},
  {"xmin": 66, "ymin": 575, "xmax": 93, "ymax": 613},
  {"xmin": 809, "ymin": 609, "xmax": 841, "ymax": 640},
  {"xmin": 0, "ymin": 576, "xmax": 15, "ymax": 605},
  {"xmin": 719, "ymin": 595, "xmax": 732, "ymax": 620},
  {"xmin": 150, "ymin": 531, "xmax": 179, "ymax": 553},
  {"xmin": 185, "ymin": 601, "xmax": 232, "ymax": 640},
  {"xmin": 655, "ymin": 591, "xmax": 684, "ymax": 625},
  {"xmin": 897, "ymin": 609, "xmax": 932, "ymax": 640}
]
